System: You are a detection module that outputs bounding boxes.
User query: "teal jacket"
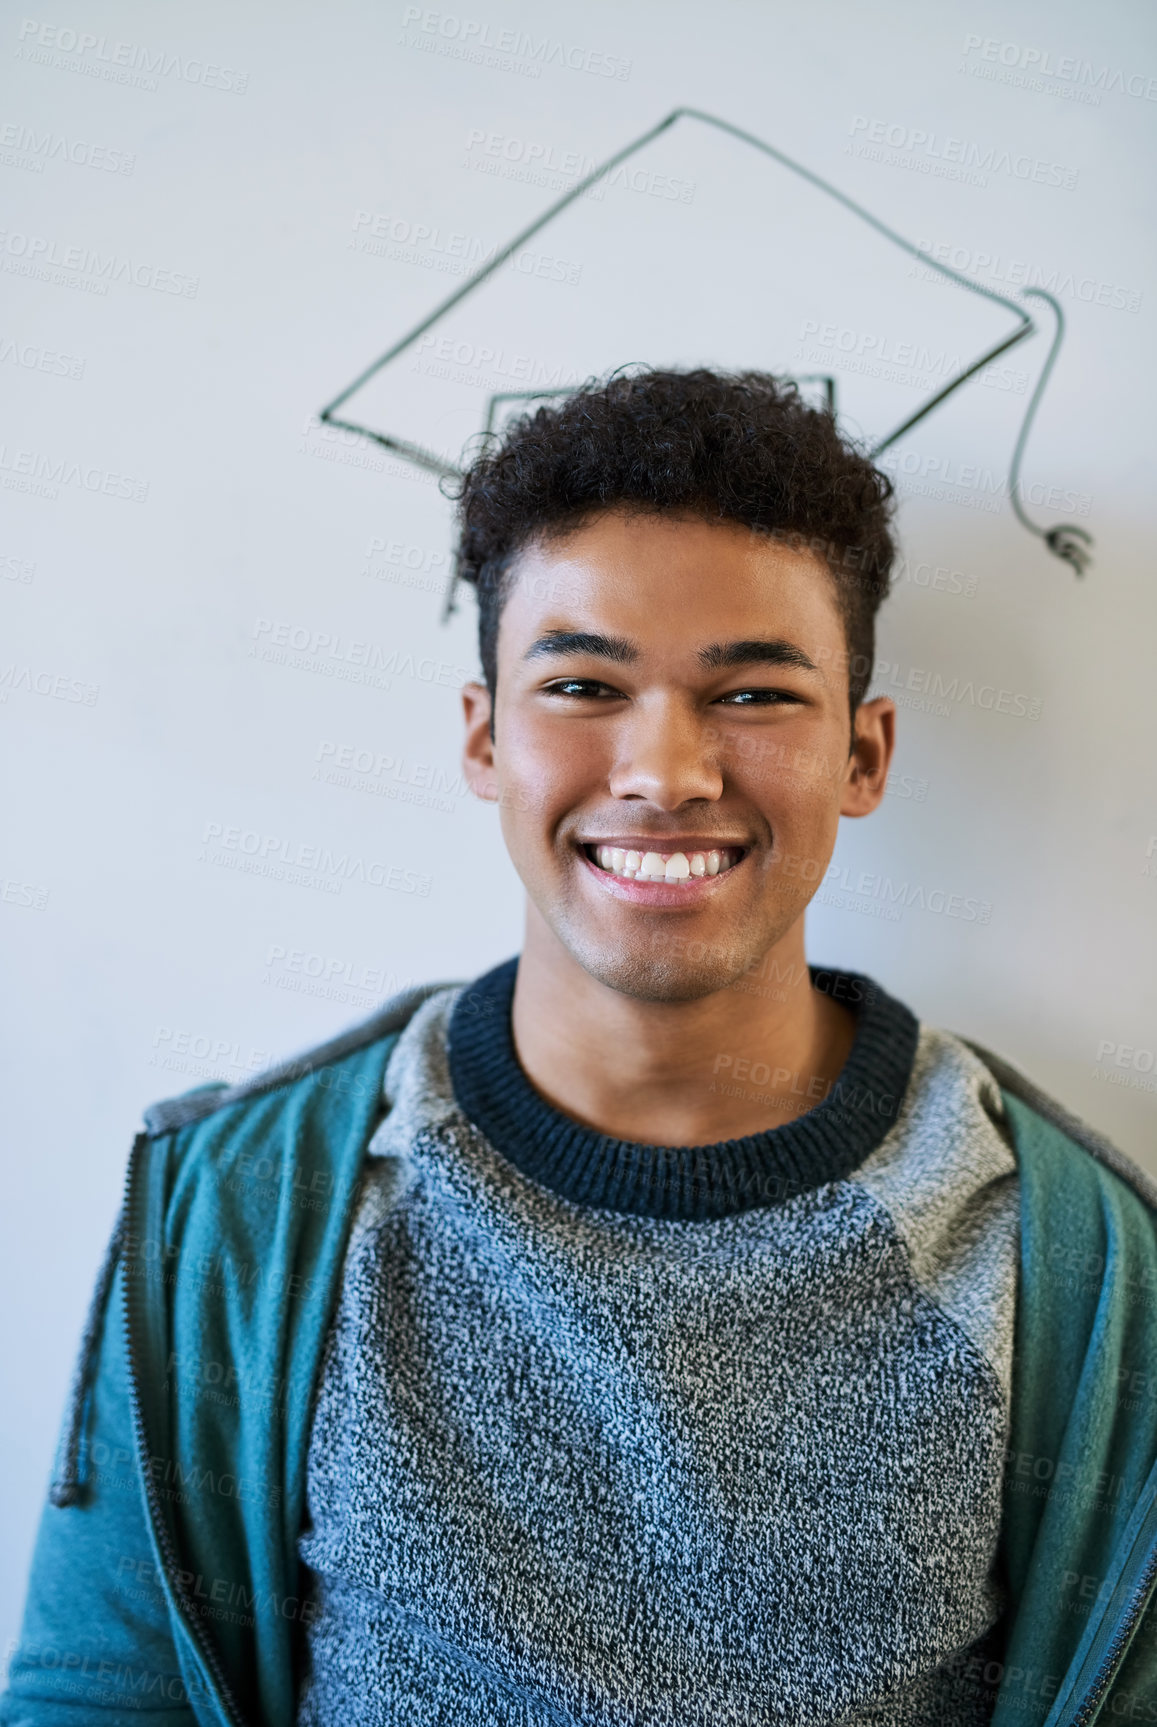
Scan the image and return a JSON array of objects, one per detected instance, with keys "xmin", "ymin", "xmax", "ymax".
[{"xmin": 4, "ymin": 984, "xmax": 1157, "ymax": 1727}]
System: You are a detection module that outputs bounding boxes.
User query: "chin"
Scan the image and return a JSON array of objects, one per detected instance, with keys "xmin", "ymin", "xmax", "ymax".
[{"xmin": 562, "ymin": 928, "xmax": 756, "ymax": 1004}]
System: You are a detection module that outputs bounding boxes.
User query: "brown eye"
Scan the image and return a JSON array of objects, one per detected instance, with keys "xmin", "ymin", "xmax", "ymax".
[
  {"xmin": 545, "ymin": 679, "xmax": 616, "ymax": 698},
  {"xmin": 718, "ymin": 689, "xmax": 800, "ymax": 706}
]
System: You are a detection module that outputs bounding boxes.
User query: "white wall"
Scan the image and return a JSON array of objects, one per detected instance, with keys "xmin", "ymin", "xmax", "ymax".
[{"xmin": 3, "ymin": 0, "xmax": 1155, "ymax": 1656}]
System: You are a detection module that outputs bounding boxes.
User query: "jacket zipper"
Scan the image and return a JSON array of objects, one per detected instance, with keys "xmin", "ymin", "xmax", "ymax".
[
  {"xmin": 1067, "ymin": 1534, "xmax": 1157, "ymax": 1726},
  {"xmin": 121, "ymin": 1131, "xmax": 255, "ymax": 1727},
  {"xmin": 114, "ymin": 1091, "xmax": 1157, "ymax": 1727}
]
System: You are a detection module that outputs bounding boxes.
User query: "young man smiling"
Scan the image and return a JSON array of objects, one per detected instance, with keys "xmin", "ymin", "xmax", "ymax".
[
  {"xmin": 458, "ymin": 503, "xmax": 884, "ymax": 1157},
  {"xmin": 6, "ymin": 370, "xmax": 1157, "ymax": 1727}
]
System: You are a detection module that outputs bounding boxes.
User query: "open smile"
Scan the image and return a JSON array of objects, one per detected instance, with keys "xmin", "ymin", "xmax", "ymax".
[{"xmin": 577, "ymin": 841, "xmax": 750, "ymax": 905}]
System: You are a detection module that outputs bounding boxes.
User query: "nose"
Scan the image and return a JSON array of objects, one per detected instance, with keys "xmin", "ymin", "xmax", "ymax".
[{"xmin": 607, "ymin": 695, "xmax": 724, "ymax": 809}]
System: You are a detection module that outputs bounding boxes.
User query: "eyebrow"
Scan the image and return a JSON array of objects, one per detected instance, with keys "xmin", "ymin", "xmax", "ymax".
[
  {"xmin": 522, "ymin": 629, "xmax": 819, "ymax": 675},
  {"xmin": 697, "ymin": 638, "xmax": 819, "ymax": 674}
]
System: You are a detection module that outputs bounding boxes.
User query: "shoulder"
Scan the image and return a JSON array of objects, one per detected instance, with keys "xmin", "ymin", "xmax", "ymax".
[
  {"xmin": 132, "ymin": 981, "xmax": 459, "ymax": 1257},
  {"xmin": 140, "ymin": 981, "xmax": 451, "ymax": 1140},
  {"xmin": 960, "ymin": 1035, "xmax": 1157, "ymax": 1222},
  {"xmin": 126, "ymin": 982, "xmax": 462, "ymax": 1339}
]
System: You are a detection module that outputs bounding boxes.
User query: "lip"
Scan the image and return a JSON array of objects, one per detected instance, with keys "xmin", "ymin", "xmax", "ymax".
[
  {"xmin": 576, "ymin": 838, "xmax": 751, "ymax": 853},
  {"xmin": 576, "ymin": 842, "xmax": 750, "ymax": 907}
]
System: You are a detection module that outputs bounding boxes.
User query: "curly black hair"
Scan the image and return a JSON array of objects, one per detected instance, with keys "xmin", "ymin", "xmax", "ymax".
[{"xmin": 452, "ymin": 367, "xmax": 896, "ymax": 729}]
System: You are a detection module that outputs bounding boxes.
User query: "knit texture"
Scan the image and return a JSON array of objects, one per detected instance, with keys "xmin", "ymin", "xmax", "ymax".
[
  {"xmin": 296, "ymin": 979, "xmax": 1020, "ymax": 1726},
  {"xmin": 447, "ymin": 959, "xmax": 920, "ymax": 1220}
]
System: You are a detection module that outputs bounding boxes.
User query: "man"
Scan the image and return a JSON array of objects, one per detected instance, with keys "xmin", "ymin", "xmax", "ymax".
[{"xmin": 5, "ymin": 369, "xmax": 1157, "ymax": 1727}]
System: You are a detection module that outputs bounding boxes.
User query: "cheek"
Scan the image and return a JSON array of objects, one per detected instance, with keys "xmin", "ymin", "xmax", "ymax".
[
  {"xmin": 733, "ymin": 754, "xmax": 845, "ymax": 877},
  {"xmin": 734, "ymin": 745, "xmax": 846, "ymax": 819},
  {"xmin": 498, "ymin": 718, "xmax": 603, "ymax": 833},
  {"xmin": 722, "ymin": 708, "xmax": 848, "ymax": 794}
]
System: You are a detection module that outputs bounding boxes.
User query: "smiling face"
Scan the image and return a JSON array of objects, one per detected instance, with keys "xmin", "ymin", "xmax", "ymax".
[{"xmin": 461, "ymin": 508, "xmax": 895, "ymax": 1003}]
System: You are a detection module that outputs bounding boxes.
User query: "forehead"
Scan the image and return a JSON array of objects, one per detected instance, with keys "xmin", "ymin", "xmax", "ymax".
[{"xmin": 499, "ymin": 510, "xmax": 843, "ymax": 653}]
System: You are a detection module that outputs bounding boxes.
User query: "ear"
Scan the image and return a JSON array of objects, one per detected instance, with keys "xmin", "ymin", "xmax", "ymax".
[
  {"xmin": 840, "ymin": 696, "xmax": 896, "ymax": 818},
  {"xmin": 461, "ymin": 681, "xmax": 500, "ymax": 801}
]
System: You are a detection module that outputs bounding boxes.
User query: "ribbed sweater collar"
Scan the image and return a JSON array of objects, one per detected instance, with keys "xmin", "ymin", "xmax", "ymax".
[{"xmin": 446, "ymin": 956, "xmax": 919, "ymax": 1221}]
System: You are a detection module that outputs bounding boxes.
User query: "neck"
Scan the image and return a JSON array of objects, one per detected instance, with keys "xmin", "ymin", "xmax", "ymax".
[{"xmin": 510, "ymin": 905, "xmax": 857, "ymax": 1146}]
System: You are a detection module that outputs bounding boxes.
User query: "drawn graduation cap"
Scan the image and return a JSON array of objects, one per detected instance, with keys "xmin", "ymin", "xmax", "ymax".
[{"xmin": 320, "ymin": 107, "xmax": 1092, "ymax": 622}]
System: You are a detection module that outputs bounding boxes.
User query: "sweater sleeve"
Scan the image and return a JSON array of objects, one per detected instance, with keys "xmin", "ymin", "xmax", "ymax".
[{"xmin": 0, "ymin": 1247, "xmax": 196, "ymax": 1727}]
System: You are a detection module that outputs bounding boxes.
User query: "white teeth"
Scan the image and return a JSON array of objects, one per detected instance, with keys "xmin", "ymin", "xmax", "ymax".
[{"xmin": 589, "ymin": 844, "xmax": 743, "ymax": 883}]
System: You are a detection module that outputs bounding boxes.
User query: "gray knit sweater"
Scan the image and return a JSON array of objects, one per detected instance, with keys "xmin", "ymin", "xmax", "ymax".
[{"xmin": 296, "ymin": 970, "xmax": 1019, "ymax": 1725}]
